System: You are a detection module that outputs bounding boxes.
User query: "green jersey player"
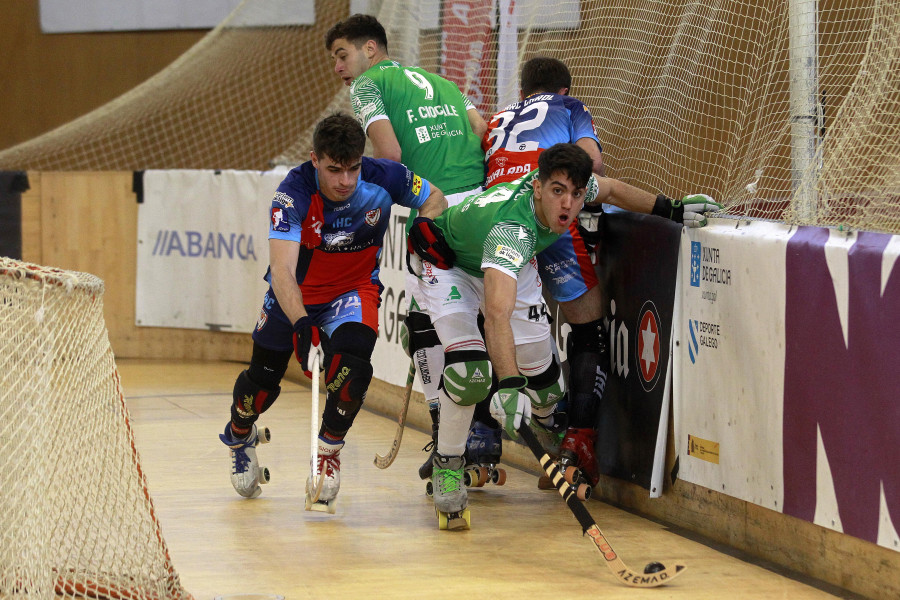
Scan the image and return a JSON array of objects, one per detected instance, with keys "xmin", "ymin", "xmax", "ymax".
[
  {"xmin": 408, "ymin": 143, "xmax": 720, "ymax": 527},
  {"xmin": 326, "ymin": 14, "xmax": 487, "ymax": 486}
]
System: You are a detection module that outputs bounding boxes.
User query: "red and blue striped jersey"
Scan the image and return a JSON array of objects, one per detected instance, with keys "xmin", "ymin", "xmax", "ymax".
[
  {"xmin": 268, "ymin": 157, "xmax": 430, "ymax": 304},
  {"xmin": 483, "ymin": 93, "xmax": 601, "ymax": 188}
]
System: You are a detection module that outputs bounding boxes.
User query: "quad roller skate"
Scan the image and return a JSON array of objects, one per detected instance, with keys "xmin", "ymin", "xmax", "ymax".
[
  {"xmin": 463, "ymin": 421, "xmax": 507, "ymax": 488},
  {"xmin": 220, "ymin": 422, "xmax": 271, "ymax": 499},
  {"xmin": 549, "ymin": 427, "xmax": 599, "ymax": 501},
  {"xmin": 305, "ymin": 437, "xmax": 343, "ymax": 514},
  {"xmin": 431, "ymin": 453, "xmax": 470, "ymax": 530}
]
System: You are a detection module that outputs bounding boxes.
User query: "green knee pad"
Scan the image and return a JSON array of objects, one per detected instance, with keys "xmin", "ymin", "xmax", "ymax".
[{"xmin": 442, "ymin": 350, "xmax": 492, "ymax": 406}]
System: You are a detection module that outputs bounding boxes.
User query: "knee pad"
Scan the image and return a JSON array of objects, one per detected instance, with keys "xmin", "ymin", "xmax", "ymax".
[
  {"xmin": 441, "ymin": 345, "xmax": 492, "ymax": 407},
  {"xmin": 522, "ymin": 356, "xmax": 566, "ymax": 410},
  {"xmin": 405, "ymin": 311, "xmax": 441, "ymax": 356},
  {"xmin": 323, "ymin": 352, "xmax": 373, "ymax": 436},
  {"xmin": 231, "ymin": 370, "xmax": 281, "ymax": 428}
]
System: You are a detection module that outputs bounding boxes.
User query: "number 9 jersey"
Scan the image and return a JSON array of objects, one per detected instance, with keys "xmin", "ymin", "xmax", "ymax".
[{"xmin": 483, "ymin": 93, "xmax": 602, "ymax": 188}]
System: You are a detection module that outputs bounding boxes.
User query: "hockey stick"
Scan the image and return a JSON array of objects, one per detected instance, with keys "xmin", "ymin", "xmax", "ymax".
[
  {"xmin": 373, "ymin": 360, "xmax": 416, "ymax": 469},
  {"xmin": 307, "ymin": 352, "xmax": 325, "ymax": 505},
  {"xmin": 518, "ymin": 425, "xmax": 686, "ymax": 588}
]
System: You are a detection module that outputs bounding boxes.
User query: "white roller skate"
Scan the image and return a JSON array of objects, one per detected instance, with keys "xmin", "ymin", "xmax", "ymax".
[
  {"xmin": 219, "ymin": 422, "xmax": 271, "ymax": 499},
  {"xmin": 305, "ymin": 437, "xmax": 343, "ymax": 513},
  {"xmin": 432, "ymin": 454, "xmax": 470, "ymax": 530}
]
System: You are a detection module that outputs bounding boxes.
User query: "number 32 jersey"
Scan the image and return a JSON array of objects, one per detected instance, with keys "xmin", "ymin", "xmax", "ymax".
[{"xmin": 483, "ymin": 93, "xmax": 602, "ymax": 188}]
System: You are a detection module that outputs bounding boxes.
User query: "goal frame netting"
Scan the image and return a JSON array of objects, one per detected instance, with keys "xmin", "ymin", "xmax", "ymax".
[{"xmin": 0, "ymin": 258, "xmax": 191, "ymax": 600}]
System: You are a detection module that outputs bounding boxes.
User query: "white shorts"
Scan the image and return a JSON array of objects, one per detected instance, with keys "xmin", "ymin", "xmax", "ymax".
[
  {"xmin": 418, "ymin": 258, "xmax": 552, "ymax": 346},
  {"xmin": 406, "ymin": 184, "xmax": 483, "ymax": 315}
]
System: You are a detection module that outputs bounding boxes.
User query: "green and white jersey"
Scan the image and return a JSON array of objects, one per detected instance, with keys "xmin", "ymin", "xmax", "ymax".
[
  {"xmin": 350, "ymin": 60, "xmax": 485, "ymax": 195},
  {"xmin": 434, "ymin": 171, "xmax": 600, "ymax": 279}
]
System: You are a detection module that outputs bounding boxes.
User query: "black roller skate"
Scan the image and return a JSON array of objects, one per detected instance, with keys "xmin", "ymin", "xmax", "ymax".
[{"xmin": 463, "ymin": 421, "xmax": 506, "ymax": 488}]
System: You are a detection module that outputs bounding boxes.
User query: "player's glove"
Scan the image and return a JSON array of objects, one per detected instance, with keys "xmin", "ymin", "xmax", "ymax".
[
  {"xmin": 652, "ymin": 194, "xmax": 722, "ymax": 228},
  {"xmin": 407, "ymin": 217, "xmax": 456, "ymax": 270},
  {"xmin": 292, "ymin": 316, "xmax": 324, "ymax": 379},
  {"xmin": 576, "ymin": 202, "xmax": 605, "ymax": 248},
  {"xmin": 489, "ymin": 376, "xmax": 531, "ymax": 440}
]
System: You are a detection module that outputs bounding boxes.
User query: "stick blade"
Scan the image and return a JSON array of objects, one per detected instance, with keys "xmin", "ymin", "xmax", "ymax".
[{"xmin": 613, "ymin": 563, "xmax": 686, "ymax": 588}]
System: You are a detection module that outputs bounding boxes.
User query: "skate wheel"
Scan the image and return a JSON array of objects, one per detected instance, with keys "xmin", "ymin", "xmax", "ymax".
[
  {"xmin": 537, "ymin": 474, "xmax": 555, "ymax": 490},
  {"xmin": 258, "ymin": 466, "xmax": 270, "ymax": 484},
  {"xmin": 257, "ymin": 427, "xmax": 271, "ymax": 444},
  {"xmin": 425, "ymin": 480, "xmax": 434, "ymax": 497},
  {"xmin": 575, "ymin": 482, "xmax": 592, "ymax": 501},
  {"xmin": 437, "ymin": 509, "xmax": 470, "ymax": 530},
  {"xmin": 464, "ymin": 468, "xmax": 485, "ymax": 487},
  {"xmin": 475, "ymin": 466, "xmax": 489, "ymax": 487},
  {"xmin": 492, "ymin": 468, "xmax": 507, "ymax": 486},
  {"xmin": 564, "ymin": 465, "xmax": 580, "ymax": 485}
]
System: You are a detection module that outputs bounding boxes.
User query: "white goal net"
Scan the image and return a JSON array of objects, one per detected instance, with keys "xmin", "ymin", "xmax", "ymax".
[
  {"xmin": 0, "ymin": 0, "xmax": 898, "ymax": 233},
  {"xmin": 0, "ymin": 258, "xmax": 191, "ymax": 600}
]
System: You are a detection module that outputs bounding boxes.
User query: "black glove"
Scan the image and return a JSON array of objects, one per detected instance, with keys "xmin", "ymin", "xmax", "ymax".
[
  {"xmin": 292, "ymin": 316, "xmax": 323, "ymax": 378},
  {"xmin": 407, "ymin": 217, "xmax": 456, "ymax": 270},
  {"xmin": 652, "ymin": 194, "xmax": 722, "ymax": 228},
  {"xmin": 576, "ymin": 202, "xmax": 604, "ymax": 247}
]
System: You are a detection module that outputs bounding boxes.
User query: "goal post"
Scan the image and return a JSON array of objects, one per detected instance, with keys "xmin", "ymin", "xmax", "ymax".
[{"xmin": 0, "ymin": 258, "xmax": 191, "ymax": 600}]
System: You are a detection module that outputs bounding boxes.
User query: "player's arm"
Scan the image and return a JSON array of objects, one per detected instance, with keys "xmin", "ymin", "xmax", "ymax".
[
  {"xmin": 366, "ymin": 119, "xmax": 402, "ymax": 162},
  {"xmin": 416, "ymin": 184, "xmax": 447, "ymax": 220},
  {"xmin": 576, "ymin": 137, "xmax": 605, "ymax": 177},
  {"xmin": 468, "ymin": 107, "xmax": 487, "ymax": 138},
  {"xmin": 588, "ymin": 176, "xmax": 656, "ymax": 213},
  {"xmin": 588, "ymin": 176, "xmax": 722, "ymax": 227},
  {"xmin": 482, "ymin": 268, "xmax": 520, "ymax": 379},
  {"xmin": 268, "ymin": 238, "xmax": 307, "ymax": 324}
]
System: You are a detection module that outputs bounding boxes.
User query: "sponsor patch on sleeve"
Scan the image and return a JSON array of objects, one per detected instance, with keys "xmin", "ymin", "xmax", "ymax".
[
  {"xmin": 494, "ymin": 244, "xmax": 523, "ymax": 267},
  {"xmin": 271, "ymin": 207, "xmax": 290, "ymax": 232},
  {"xmin": 412, "ymin": 175, "xmax": 423, "ymax": 196}
]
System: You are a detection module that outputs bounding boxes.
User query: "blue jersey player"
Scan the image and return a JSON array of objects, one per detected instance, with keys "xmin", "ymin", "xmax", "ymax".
[
  {"xmin": 483, "ymin": 58, "xmax": 719, "ymax": 488},
  {"xmin": 219, "ymin": 114, "xmax": 447, "ymax": 505}
]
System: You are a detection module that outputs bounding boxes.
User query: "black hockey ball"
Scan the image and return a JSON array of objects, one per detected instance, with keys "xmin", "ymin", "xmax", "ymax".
[{"xmin": 644, "ymin": 561, "xmax": 665, "ymax": 574}]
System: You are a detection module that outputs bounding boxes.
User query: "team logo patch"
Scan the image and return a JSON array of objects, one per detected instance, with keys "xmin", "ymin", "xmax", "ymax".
[
  {"xmin": 271, "ymin": 208, "xmax": 289, "ymax": 232},
  {"xmin": 365, "ymin": 207, "xmax": 381, "ymax": 226},
  {"xmin": 635, "ymin": 300, "xmax": 662, "ymax": 392},
  {"xmin": 272, "ymin": 191, "xmax": 294, "ymax": 208},
  {"xmin": 323, "ymin": 231, "xmax": 354, "ymax": 247},
  {"xmin": 415, "ymin": 126, "xmax": 431, "ymax": 143},
  {"xmin": 494, "ymin": 244, "xmax": 523, "ymax": 267},
  {"xmin": 495, "ymin": 156, "xmax": 508, "ymax": 167},
  {"xmin": 256, "ymin": 309, "xmax": 268, "ymax": 332},
  {"xmin": 412, "ymin": 175, "xmax": 423, "ymax": 195}
]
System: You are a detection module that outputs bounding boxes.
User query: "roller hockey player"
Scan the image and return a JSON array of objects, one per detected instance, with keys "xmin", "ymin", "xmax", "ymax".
[{"xmin": 219, "ymin": 113, "xmax": 447, "ymax": 505}]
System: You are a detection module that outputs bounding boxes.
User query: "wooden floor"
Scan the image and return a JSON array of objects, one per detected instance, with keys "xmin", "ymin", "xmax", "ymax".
[{"xmin": 119, "ymin": 359, "xmax": 849, "ymax": 600}]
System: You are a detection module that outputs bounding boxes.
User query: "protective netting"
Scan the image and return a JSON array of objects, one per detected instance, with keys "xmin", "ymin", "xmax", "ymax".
[
  {"xmin": 0, "ymin": 258, "xmax": 191, "ymax": 600},
  {"xmin": 0, "ymin": 0, "xmax": 898, "ymax": 233}
]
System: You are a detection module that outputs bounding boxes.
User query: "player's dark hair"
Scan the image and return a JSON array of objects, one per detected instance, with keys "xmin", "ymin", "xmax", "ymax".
[
  {"xmin": 538, "ymin": 143, "xmax": 592, "ymax": 190},
  {"xmin": 521, "ymin": 57, "xmax": 572, "ymax": 96},
  {"xmin": 313, "ymin": 113, "xmax": 366, "ymax": 165},
  {"xmin": 325, "ymin": 14, "xmax": 388, "ymax": 52}
]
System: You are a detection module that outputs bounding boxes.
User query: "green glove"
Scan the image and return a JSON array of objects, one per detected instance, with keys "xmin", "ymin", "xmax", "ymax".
[
  {"xmin": 652, "ymin": 193, "xmax": 723, "ymax": 228},
  {"xmin": 489, "ymin": 376, "xmax": 531, "ymax": 439}
]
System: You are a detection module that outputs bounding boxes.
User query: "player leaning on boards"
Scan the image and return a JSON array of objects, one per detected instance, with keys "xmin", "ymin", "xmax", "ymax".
[
  {"xmin": 408, "ymin": 143, "xmax": 720, "ymax": 529},
  {"xmin": 325, "ymin": 14, "xmax": 487, "ymax": 482},
  {"xmin": 483, "ymin": 56, "xmax": 722, "ymax": 490},
  {"xmin": 219, "ymin": 114, "xmax": 447, "ymax": 509}
]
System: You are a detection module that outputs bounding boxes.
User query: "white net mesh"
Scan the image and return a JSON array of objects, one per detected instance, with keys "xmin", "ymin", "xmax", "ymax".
[
  {"xmin": 0, "ymin": 258, "xmax": 191, "ymax": 600},
  {"xmin": 0, "ymin": 0, "xmax": 898, "ymax": 232}
]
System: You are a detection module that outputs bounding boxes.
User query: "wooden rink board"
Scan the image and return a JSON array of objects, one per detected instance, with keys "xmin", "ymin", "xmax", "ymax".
[{"xmin": 120, "ymin": 359, "xmax": 851, "ymax": 600}]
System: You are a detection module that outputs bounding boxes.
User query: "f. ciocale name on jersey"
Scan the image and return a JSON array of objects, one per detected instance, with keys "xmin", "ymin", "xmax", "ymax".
[{"xmin": 405, "ymin": 104, "xmax": 460, "ymax": 122}]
